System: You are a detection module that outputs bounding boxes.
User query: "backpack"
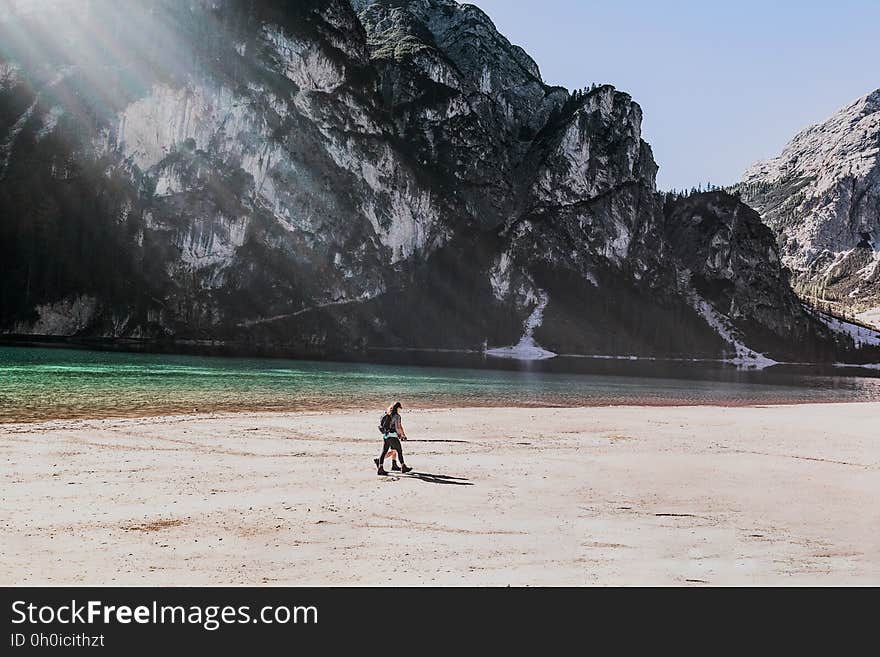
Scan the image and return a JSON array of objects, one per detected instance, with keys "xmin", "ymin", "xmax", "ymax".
[{"xmin": 378, "ymin": 413, "xmax": 394, "ymax": 435}]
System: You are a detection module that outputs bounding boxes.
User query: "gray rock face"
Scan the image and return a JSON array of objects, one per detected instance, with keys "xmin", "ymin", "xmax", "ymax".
[
  {"xmin": 663, "ymin": 192, "xmax": 829, "ymax": 361},
  {"xmin": 739, "ymin": 90, "xmax": 880, "ymax": 324},
  {"xmin": 357, "ymin": 0, "xmax": 567, "ymax": 225},
  {"xmin": 0, "ymin": 0, "xmax": 835, "ymax": 361}
]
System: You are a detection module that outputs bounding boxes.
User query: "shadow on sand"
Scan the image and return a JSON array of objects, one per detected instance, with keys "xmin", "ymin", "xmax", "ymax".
[{"xmin": 403, "ymin": 472, "xmax": 473, "ymax": 486}]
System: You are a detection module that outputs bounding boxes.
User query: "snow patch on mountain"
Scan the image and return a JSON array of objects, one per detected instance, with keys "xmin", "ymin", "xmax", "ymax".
[
  {"xmin": 689, "ymin": 293, "xmax": 778, "ymax": 369},
  {"xmin": 807, "ymin": 308, "xmax": 880, "ymax": 348},
  {"xmin": 834, "ymin": 362, "xmax": 880, "ymax": 370},
  {"xmin": 856, "ymin": 306, "xmax": 880, "ymax": 329},
  {"xmin": 486, "ymin": 291, "xmax": 557, "ymax": 360}
]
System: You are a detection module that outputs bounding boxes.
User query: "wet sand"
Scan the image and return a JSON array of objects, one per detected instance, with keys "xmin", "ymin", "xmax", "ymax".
[{"xmin": 2, "ymin": 404, "xmax": 878, "ymax": 585}]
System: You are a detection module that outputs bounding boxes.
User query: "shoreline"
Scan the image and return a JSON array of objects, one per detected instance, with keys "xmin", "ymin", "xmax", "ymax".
[
  {"xmin": 5, "ymin": 334, "xmax": 880, "ymax": 370},
  {"xmin": 3, "ymin": 403, "xmax": 879, "ymax": 585},
  {"xmin": 2, "ymin": 393, "xmax": 877, "ymax": 426}
]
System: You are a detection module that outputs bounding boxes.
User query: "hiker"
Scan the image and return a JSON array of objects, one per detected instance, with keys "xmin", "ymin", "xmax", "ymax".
[
  {"xmin": 375, "ymin": 401, "xmax": 412, "ymax": 476},
  {"xmin": 380, "ymin": 402, "xmax": 407, "ymax": 471}
]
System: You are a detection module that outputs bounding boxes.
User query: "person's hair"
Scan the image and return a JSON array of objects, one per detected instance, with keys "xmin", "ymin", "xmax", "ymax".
[{"xmin": 391, "ymin": 401, "xmax": 402, "ymax": 413}]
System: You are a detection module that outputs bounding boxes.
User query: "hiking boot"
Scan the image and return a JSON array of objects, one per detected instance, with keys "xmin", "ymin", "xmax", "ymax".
[
  {"xmin": 400, "ymin": 465, "xmax": 413, "ymax": 474},
  {"xmin": 391, "ymin": 462, "xmax": 401, "ymax": 472},
  {"xmin": 377, "ymin": 467, "xmax": 388, "ymax": 476}
]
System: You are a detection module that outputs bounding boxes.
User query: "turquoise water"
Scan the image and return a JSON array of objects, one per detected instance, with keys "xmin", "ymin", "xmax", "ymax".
[{"xmin": 1, "ymin": 346, "xmax": 879, "ymax": 423}]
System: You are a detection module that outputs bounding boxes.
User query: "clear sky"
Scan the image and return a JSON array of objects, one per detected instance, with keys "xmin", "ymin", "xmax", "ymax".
[{"xmin": 473, "ymin": 0, "xmax": 880, "ymax": 191}]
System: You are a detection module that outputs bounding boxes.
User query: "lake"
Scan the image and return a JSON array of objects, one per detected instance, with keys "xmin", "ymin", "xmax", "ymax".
[{"xmin": 1, "ymin": 346, "xmax": 879, "ymax": 423}]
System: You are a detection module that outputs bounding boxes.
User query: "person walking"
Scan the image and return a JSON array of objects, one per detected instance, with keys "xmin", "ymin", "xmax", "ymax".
[{"xmin": 374, "ymin": 402, "xmax": 413, "ymax": 476}]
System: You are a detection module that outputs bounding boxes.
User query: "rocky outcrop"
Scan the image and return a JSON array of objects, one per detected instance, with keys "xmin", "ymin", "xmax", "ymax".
[
  {"xmin": 662, "ymin": 192, "xmax": 835, "ymax": 362},
  {"xmin": 0, "ymin": 0, "xmax": 839, "ymax": 362},
  {"xmin": 739, "ymin": 89, "xmax": 880, "ymax": 326}
]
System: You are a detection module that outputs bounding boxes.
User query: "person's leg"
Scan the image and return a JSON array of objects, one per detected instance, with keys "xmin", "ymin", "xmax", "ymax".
[
  {"xmin": 376, "ymin": 437, "xmax": 393, "ymax": 472},
  {"xmin": 390, "ymin": 437, "xmax": 405, "ymax": 466},
  {"xmin": 391, "ymin": 437, "xmax": 412, "ymax": 472},
  {"xmin": 386, "ymin": 449, "xmax": 400, "ymax": 470}
]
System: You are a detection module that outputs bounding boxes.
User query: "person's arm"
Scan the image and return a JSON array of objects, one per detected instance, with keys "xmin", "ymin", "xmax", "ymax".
[{"xmin": 397, "ymin": 416, "xmax": 407, "ymax": 440}]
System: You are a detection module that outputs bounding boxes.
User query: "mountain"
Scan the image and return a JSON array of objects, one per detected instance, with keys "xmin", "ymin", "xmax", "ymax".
[
  {"xmin": 739, "ymin": 89, "xmax": 880, "ymax": 329},
  {"xmin": 0, "ymin": 0, "xmax": 841, "ymax": 363}
]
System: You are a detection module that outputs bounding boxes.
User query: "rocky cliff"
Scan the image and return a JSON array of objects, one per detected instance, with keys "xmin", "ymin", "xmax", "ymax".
[
  {"xmin": 739, "ymin": 89, "xmax": 880, "ymax": 328},
  {"xmin": 0, "ymin": 0, "xmax": 840, "ymax": 362}
]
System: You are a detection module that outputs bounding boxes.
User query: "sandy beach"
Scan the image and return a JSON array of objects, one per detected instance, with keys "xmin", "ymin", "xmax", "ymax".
[{"xmin": 2, "ymin": 403, "xmax": 878, "ymax": 586}]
